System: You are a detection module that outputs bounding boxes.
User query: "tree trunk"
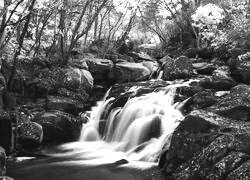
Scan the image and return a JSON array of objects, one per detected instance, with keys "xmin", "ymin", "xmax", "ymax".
[{"xmin": 7, "ymin": 0, "xmax": 36, "ymax": 92}]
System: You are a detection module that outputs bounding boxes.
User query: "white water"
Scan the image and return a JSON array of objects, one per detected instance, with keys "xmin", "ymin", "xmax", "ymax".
[{"xmin": 73, "ymin": 81, "xmax": 193, "ymax": 163}]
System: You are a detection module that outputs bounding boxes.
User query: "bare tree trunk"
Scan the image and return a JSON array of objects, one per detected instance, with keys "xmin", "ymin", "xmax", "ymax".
[
  {"xmin": 62, "ymin": 0, "xmax": 108, "ymax": 66},
  {"xmin": 7, "ymin": 0, "xmax": 36, "ymax": 92}
]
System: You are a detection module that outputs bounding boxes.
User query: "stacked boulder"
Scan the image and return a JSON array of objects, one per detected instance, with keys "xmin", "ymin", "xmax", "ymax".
[{"xmin": 158, "ymin": 48, "xmax": 250, "ymax": 180}]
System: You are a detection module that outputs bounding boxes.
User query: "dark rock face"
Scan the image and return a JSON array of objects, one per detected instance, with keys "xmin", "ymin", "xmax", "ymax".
[
  {"xmin": 47, "ymin": 96, "xmax": 84, "ymax": 115},
  {"xmin": 208, "ymin": 84, "xmax": 250, "ymax": 122},
  {"xmin": 183, "ymin": 48, "xmax": 198, "ymax": 58},
  {"xmin": 234, "ymin": 52, "xmax": 250, "ymax": 85},
  {"xmin": 182, "ymin": 90, "xmax": 217, "ymax": 114},
  {"xmin": 163, "ymin": 56, "xmax": 193, "ymax": 81},
  {"xmin": 110, "ymin": 62, "xmax": 151, "ymax": 83},
  {"xmin": 197, "ymin": 48, "xmax": 214, "ymax": 59},
  {"xmin": 159, "ymin": 109, "xmax": 250, "ymax": 180},
  {"xmin": 0, "ymin": 113, "xmax": 13, "ymax": 154},
  {"xmin": 18, "ymin": 122, "xmax": 43, "ymax": 149},
  {"xmin": 0, "ymin": 146, "xmax": 6, "ymax": 176},
  {"xmin": 193, "ymin": 62, "xmax": 217, "ymax": 75},
  {"xmin": 85, "ymin": 58, "xmax": 114, "ymax": 82},
  {"xmin": 199, "ymin": 66, "xmax": 237, "ymax": 91},
  {"xmin": 33, "ymin": 111, "xmax": 87, "ymax": 142}
]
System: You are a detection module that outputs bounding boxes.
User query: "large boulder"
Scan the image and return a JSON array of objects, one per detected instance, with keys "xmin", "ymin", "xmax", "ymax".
[
  {"xmin": 159, "ymin": 110, "xmax": 250, "ymax": 179},
  {"xmin": 193, "ymin": 62, "xmax": 217, "ymax": 75},
  {"xmin": 0, "ymin": 146, "xmax": 6, "ymax": 177},
  {"xmin": 172, "ymin": 134, "xmax": 250, "ymax": 180},
  {"xmin": 163, "ymin": 56, "xmax": 193, "ymax": 81},
  {"xmin": 181, "ymin": 90, "xmax": 217, "ymax": 114},
  {"xmin": 33, "ymin": 111, "xmax": 87, "ymax": 142},
  {"xmin": 85, "ymin": 58, "xmax": 114, "ymax": 81},
  {"xmin": 46, "ymin": 96, "xmax": 84, "ymax": 115},
  {"xmin": 110, "ymin": 62, "xmax": 151, "ymax": 83},
  {"xmin": 208, "ymin": 84, "xmax": 250, "ymax": 122},
  {"xmin": 0, "ymin": 113, "xmax": 13, "ymax": 154},
  {"xmin": 183, "ymin": 48, "xmax": 198, "ymax": 58},
  {"xmin": 234, "ymin": 52, "xmax": 250, "ymax": 85},
  {"xmin": 18, "ymin": 122, "xmax": 43, "ymax": 149},
  {"xmin": 199, "ymin": 66, "xmax": 237, "ymax": 91},
  {"xmin": 62, "ymin": 67, "xmax": 93, "ymax": 93}
]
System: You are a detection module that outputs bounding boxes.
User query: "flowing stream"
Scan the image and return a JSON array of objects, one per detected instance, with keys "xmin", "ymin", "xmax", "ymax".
[{"xmin": 7, "ymin": 80, "xmax": 193, "ymax": 180}]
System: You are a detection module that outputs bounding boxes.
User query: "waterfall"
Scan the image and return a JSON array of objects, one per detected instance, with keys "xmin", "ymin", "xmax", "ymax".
[{"xmin": 78, "ymin": 81, "xmax": 193, "ymax": 162}]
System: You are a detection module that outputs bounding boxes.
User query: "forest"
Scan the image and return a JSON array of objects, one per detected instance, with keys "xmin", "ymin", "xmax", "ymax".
[{"xmin": 0, "ymin": 0, "xmax": 250, "ymax": 180}]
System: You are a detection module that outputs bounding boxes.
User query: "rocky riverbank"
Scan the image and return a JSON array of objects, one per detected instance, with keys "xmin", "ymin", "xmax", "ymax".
[{"xmin": 1, "ymin": 47, "xmax": 250, "ymax": 179}]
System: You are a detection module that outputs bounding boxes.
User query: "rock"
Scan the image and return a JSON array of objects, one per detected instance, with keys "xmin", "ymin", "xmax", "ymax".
[
  {"xmin": 62, "ymin": 67, "xmax": 93, "ymax": 93},
  {"xmin": 183, "ymin": 48, "xmax": 198, "ymax": 58},
  {"xmin": 234, "ymin": 52, "xmax": 250, "ymax": 85},
  {"xmin": 211, "ymin": 57, "xmax": 226, "ymax": 66},
  {"xmin": 199, "ymin": 66, "xmax": 237, "ymax": 91},
  {"xmin": 229, "ymin": 48, "xmax": 245, "ymax": 59},
  {"xmin": 0, "ymin": 113, "xmax": 13, "ymax": 154},
  {"xmin": 226, "ymin": 160, "xmax": 250, "ymax": 180},
  {"xmin": 110, "ymin": 62, "xmax": 151, "ymax": 83},
  {"xmin": 128, "ymin": 52, "xmax": 155, "ymax": 62},
  {"xmin": 33, "ymin": 111, "xmax": 87, "ymax": 142},
  {"xmin": 0, "ymin": 146, "xmax": 6, "ymax": 176},
  {"xmin": 18, "ymin": 122, "xmax": 43, "ymax": 149},
  {"xmin": 69, "ymin": 60, "xmax": 88, "ymax": 70},
  {"xmin": 197, "ymin": 47, "xmax": 213, "ymax": 59},
  {"xmin": 172, "ymin": 134, "xmax": 250, "ymax": 180},
  {"xmin": 182, "ymin": 90, "xmax": 217, "ymax": 114},
  {"xmin": 159, "ymin": 109, "xmax": 250, "ymax": 179},
  {"xmin": 163, "ymin": 56, "xmax": 193, "ymax": 81},
  {"xmin": 208, "ymin": 84, "xmax": 250, "ymax": 122},
  {"xmin": 47, "ymin": 96, "xmax": 84, "ymax": 115},
  {"xmin": 193, "ymin": 62, "xmax": 217, "ymax": 75},
  {"xmin": 159, "ymin": 109, "xmax": 249, "ymax": 175},
  {"xmin": 199, "ymin": 77, "xmax": 236, "ymax": 91},
  {"xmin": 206, "ymin": 152, "xmax": 249, "ymax": 180},
  {"xmin": 142, "ymin": 61, "xmax": 159, "ymax": 78},
  {"xmin": 158, "ymin": 55, "xmax": 173, "ymax": 65},
  {"xmin": 85, "ymin": 58, "xmax": 114, "ymax": 81}
]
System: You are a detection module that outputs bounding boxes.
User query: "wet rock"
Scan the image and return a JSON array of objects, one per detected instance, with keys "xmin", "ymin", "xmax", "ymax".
[
  {"xmin": 110, "ymin": 62, "xmax": 151, "ymax": 83},
  {"xmin": 206, "ymin": 152, "xmax": 249, "ymax": 180},
  {"xmin": 107, "ymin": 80, "xmax": 170, "ymax": 99},
  {"xmin": 33, "ymin": 111, "xmax": 87, "ymax": 142},
  {"xmin": 158, "ymin": 55, "xmax": 173, "ymax": 65},
  {"xmin": 176, "ymin": 85, "xmax": 204, "ymax": 98},
  {"xmin": 0, "ymin": 113, "xmax": 13, "ymax": 154},
  {"xmin": 182, "ymin": 90, "xmax": 217, "ymax": 114},
  {"xmin": 199, "ymin": 66, "xmax": 237, "ymax": 91},
  {"xmin": 197, "ymin": 47, "xmax": 214, "ymax": 59},
  {"xmin": 85, "ymin": 58, "xmax": 114, "ymax": 81},
  {"xmin": 199, "ymin": 77, "xmax": 236, "ymax": 91},
  {"xmin": 47, "ymin": 96, "xmax": 84, "ymax": 115},
  {"xmin": 211, "ymin": 57, "xmax": 226, "ymax": 66},
  {"xmin": 226, "ymin": 160, "xmax": 250, "ymax": 180},
  {"xmin": 159, "ymin": 110, "xmax": 249, "ymax": 176},
  {"xmin": 229, "ymin": 48, "xmax": 245, "ymax": 59},
  {"xmin": 234, "ymin": 52, "xmax": 250, "ymax": 85},
  {"xmin": 18, "ymin": 122, "xmax": 43, "ymax": 149},
  {"xmin": 0, "ymin": 146, "xmax": 6, "ymax": 176},
  {"xmin": 172, "ymin": 134, "xmax": 250, "ymax": 180},
  {"xmin": 163, "ymin": 56, "xmax": 193, "ymax": 81},
  {"xmin": 208, "ymin": 84, "xmax": 250, "ymax": 122},
  {"xmin": 193, "ymin": 62, "xmax": 217, "ymax": 75},
  {"xmin": 183, "ymin": 48, "xmax": 198, "ymax": 58},
  {"xmin": 129, "ymin": 52, "xmax": 155, "ymax": 62}
]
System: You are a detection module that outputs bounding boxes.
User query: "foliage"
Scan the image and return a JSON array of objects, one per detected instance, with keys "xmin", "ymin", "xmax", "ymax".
[{"xmin": 192, "ymin": 3, "xmax": 225, "ymax": 47}]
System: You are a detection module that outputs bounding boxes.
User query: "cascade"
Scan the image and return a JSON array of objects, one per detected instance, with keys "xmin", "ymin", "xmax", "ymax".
[{"xmin": 78, "ymin": 81, "xmax": 192, "ymax": 162}]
